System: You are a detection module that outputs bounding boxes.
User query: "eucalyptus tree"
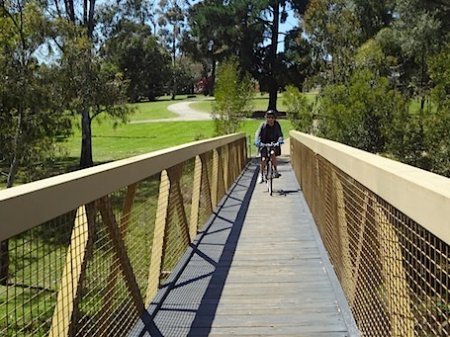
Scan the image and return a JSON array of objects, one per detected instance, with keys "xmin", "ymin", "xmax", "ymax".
[
  {"xmin": 304, "ymin": 0, "xmax": 362, "ymax": 84},
  {"xmin": 186, "ymin": 0, "xmax": 265, "ymax": 95},
  {"xmin": 425, "ymin": 43, "xmax": 450, "ymax": 177},
  {"xmin": 186, "ymin": 0, "xmax": 310, "ymax": 110},
  {"xmin": 392, "ymin": 0, "xmax": 449, "ymax": 111},
  {"xmin": 0, "ymin": 2, "xmax": 72, "ymax": 187},
  {"xmin": 317, "ymin": 68, "xmax": 408, "ymax": 154},
  {"xmin": 213, "ymin": 57, "xmax": 255, "ymax": 135},
  {"xmin": 352, "ymin": 0, "xmax": 395, "ymax": 41},
  {"xmin": 156, "ymin": 0, "xmax": 192, "ymax": 99},
  {"xmin": 0, "ymin": 0, "xmax": 71, "ymax": 284},
  {"xmin": 48, "ymin": 0, "xmax": 130, "ymax": 169},
  {"xmin": 102, "ymin": 20, "xmax": 171, "ymax": 101}
]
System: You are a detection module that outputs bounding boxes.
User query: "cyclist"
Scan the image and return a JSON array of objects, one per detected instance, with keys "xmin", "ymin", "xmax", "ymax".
[{"xmin": 255, "ymin": 109, "xmax": 284, "ymax": 184}]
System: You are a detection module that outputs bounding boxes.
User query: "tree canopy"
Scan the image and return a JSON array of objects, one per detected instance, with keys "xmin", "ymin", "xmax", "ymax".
[{"xmin": 1, "ymin": 0, "xmax": 450, "ymax": 180}]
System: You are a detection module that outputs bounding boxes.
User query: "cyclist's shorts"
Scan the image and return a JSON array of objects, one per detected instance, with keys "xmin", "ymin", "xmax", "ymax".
[{"xmin": 260, "ymin": 146, "xmax": 281, "ymax": 158}]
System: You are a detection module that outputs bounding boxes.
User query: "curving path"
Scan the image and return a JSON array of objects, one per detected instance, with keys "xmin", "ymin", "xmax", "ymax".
[
  {"xmin": 167, "ymin": 101, "xmax": 214, "ymax": 120},
  {"xmin": 130, "ymin": 100, "xmax": 214, "ymax": 124}
]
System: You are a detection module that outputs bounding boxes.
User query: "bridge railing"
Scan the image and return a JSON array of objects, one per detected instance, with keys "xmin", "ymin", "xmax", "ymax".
[
  {"xmin": 0, "ymin": 133, "xmax": 247, "ymax": 337},
  {"xmin": 290, "ymin": 131, "xmax": 450, "ymax": 337}
]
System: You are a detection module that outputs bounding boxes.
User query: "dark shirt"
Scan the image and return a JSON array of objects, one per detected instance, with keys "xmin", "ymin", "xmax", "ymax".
[{"xmin": 255, "ymin": 121, "xmax": 283, "ymax": 144}]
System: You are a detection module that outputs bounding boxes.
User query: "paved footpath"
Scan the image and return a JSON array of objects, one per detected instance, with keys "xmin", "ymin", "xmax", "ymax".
[{"xmin": 130, "ymin": 100, "xmax": 214, "ymax": 123}]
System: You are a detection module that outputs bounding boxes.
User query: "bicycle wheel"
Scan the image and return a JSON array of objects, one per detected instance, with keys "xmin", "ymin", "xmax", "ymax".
[{"xmin": 266, "ymin": 160, "xmax": 273, "ymax": 196}]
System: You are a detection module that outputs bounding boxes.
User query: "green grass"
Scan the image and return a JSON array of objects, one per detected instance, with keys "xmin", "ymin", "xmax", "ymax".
[
  {"xmin": 64, "ymin": 118, "xmax": 294, "ymax": 163},
  {"xmin": 191, "ymin": 92, "xmax": 319, "ymax": 114},
  {"xmin": 62, "ymin": 94, "xmax": 295, "ymax": 163},
  {"xmin": 191, "ymin": 93, "xmax": 289, "ymax": 113},
  {"xmin": 128, "ymin": 95, "xmax": 204, "ymax": 121},
  {"xmin": 65, "ymin": 120, "xmax": 217, "ymax": 162}
]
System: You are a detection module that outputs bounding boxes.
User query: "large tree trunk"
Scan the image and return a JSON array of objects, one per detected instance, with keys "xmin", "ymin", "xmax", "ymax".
[
  {"xmin": 80, "ymin": 110, "xmax": 93, "ymax": 169},
  {"xmin": 267, "ymin": 1, "xmax": 280, "ymax": 111}
]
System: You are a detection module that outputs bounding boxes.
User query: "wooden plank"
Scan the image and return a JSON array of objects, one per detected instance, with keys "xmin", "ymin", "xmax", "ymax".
[
  {"xmin": 49, "ymin": 204, "xmax": 94, "ymax": 337},
  {"xmin": 99, "ymin": 184, "xmax": 137, "ymax": 337},
  {"xmin": 142, "ymin": 158, "xmax": 359, "ymax": 337},
  {"xmin": 146, "ymin": 170, "xmax": 170, "ymax": 304},
  {"xmin": 97, "ymin": 196, "xmax": 145, "ymax": 316},
  {"xmin": 190, "ymin": 156, "xmax": 203, "ymax": 240}
]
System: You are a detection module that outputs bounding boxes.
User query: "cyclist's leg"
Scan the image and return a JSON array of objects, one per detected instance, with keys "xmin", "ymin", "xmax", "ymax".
[
  {"xmin": 271, "ymin": 148, "xmax": 281, "ymax": 177},
  {"xmin": 259, "ymin": 148, "xmax": 267, "ymax": 183}
]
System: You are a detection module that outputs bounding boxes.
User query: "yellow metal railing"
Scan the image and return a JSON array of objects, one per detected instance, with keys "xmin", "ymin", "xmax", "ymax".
[
  {"xmin": 0, "ymin": 133, "xmax": 247, "ymax": 337},
  {"xmin": 290, "ymin": 131, "xmax": 450, "ymax": 337}
]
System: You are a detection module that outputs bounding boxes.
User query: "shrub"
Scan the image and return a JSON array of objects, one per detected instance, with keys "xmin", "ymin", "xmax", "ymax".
[{"xmin": 212, "ymin": 57, "xmax": 255, "ymax": 135}]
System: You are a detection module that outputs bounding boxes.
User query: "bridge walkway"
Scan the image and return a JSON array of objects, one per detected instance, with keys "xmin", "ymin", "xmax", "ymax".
[{"xmin": 137, "ymin": 156, "xmax": 358, "ymax": 337}]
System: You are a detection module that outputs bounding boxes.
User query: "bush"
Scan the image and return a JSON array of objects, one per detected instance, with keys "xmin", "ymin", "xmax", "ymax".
[
  {"xmin": 212, "ymin": 57, "xmax": 255, "ymax": 135},
  {"xmin": 317, "ymin": 69, "xmax": 408, "ymax": 154},
  {"xmin": 282, "ymin": 85, "xmax": 314, "ymax": 133}
]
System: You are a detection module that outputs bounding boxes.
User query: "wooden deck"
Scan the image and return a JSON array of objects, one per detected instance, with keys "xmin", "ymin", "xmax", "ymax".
[{"xmin": 134, "ymin": 156, "xmax": 359, "ymax": 337}]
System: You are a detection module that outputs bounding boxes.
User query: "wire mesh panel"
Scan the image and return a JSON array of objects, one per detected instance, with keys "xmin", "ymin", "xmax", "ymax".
[
  {"xmin": 1, "ymin": 212, "xmax": 75, "ymax": 336},
  {"xmin": 291, "ymin": 136, "xmax": 450, "ymax": 337},
  {"xmin": 0, "ymin": 135, "xmax": 247, "ymax": 337}
]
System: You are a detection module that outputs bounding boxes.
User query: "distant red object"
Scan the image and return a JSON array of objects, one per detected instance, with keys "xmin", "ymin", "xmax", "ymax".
[{"xmin": 194, "ymin": 76, "xmax": 213, "ymax": 95}]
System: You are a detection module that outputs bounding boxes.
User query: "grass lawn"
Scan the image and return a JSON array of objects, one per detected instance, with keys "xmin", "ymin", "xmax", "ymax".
[
  {"xmin": 65, "ymin": 118, "xmax": 294, "ymax": 163},
  {"xmin": 60, "ymin": 92, "xmax": 296, "ymax": 164},
  {"xmin": 191, "ymin": 91, "xmax": 319, "ymax": 114}
]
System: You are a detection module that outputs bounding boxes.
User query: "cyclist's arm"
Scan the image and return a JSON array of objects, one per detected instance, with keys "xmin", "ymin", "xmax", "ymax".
[{"xmin": 275, "ymin": 121, "xmax": 283, "ymax": 139}]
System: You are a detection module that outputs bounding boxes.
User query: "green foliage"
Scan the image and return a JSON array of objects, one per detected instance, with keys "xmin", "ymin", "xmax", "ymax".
[
  {"xmin": 425, "ymin": 44, "xmax": 450, "ymax": 177},
  {"xmin": 317, "ymin": 69, "xmax": 408, "ymax": 154},
  {"xmin": 53, "ymin": 12, "xmax": 132, "ymax": 168},
  {"xmin": 282, "ymin": 86, "xmax": 314, "ymax": 133},
  {"xmin": 0, "ymin": 2, "xmax": 72, "ymax": 187},
  {"xmin": 304, "ymin": 0, "xmax": 362, "ymax": 84},
  {"xmin": 354, "ymin": 39, "xmax": 388, "ymax": 75},
  {"xmin": 172, "ymin": 60, "xmax": 196, "ymax": 95},
  {"xmin": 213, "ymin": 57, "xmax": 255, "ymax": 135},
  {"xmin": 103, "ymin": 21, "xmax": 171, "ymax": 102}
]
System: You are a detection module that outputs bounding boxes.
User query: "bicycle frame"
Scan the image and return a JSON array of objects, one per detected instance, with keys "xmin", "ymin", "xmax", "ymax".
[{"xmin": 260, "ymin": 142, "xmax": 279, "ymax": 196}]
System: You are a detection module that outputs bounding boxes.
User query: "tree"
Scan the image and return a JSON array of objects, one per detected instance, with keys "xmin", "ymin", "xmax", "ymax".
[
  {"xmin": 156, "ymin": 0, "xmax": 191, "ymax": 100},
  {"xmin": 0, "ymin": 1, "xmax": 71, "ymax": 284},
  {"xmin": 352, "ymin": 0, "xmax": 394, "ymax": 41},
  {"xmin": 304, "ymin": 0, "xmax": 362, "ymax": 84},
  {"xmin": 282, "ymin": 85, "xmax": 314, "ymax": 132},
  {"xmin": 253, "ymin": 0, "xmax": 310, "ymax": 110},
  {"xmin": 102, "ymin": 20, "xmax": 171, "ymax": 101},
  {"xmin": 213, "ymin": 57, "xmax": 255, "ymax": 135},
  {"xmin": 186, "ymin": 1, "xmax": 311, "ymax": 109},
  {"xmin": 185, "ymin": 0, "xmax": 265, "ymax": 96},
  {"xmin": 50, "ymin": 0, "xmax": 131, "ymax": 169},
  {"xmin": 278, "ymin": 27, "xmax": 313, "ymax": 90},
  {"xmin": 425, "ymin": 43, "xmax": 450, "ymax": 177},
  {"xmin": 392, "ymin": 0, "xmax": 449, "ymax": 105},
  {"xmin": 317, "ymin": 68, "xmax": 408, "ymax": 154}
]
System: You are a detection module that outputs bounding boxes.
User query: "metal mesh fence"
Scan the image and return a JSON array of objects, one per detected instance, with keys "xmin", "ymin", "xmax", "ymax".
[
  {"xmin": 0, "ymin": 137, "xmax": 247, "ymax": 337},
  {"xmin": 292, "ymin": 139, "xmax": 450, "ymax": 337}
]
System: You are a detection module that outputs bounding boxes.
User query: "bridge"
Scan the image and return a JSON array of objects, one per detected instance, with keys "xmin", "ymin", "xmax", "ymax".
[{"xmin": 1, "ymin": 132, "xmax": 449, "ymax": 337}]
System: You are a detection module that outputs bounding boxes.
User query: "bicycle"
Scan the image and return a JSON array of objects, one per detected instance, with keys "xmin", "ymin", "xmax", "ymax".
[{"xmin": 259, "ymin": 142, "xmax": 280, "ymax": 196}]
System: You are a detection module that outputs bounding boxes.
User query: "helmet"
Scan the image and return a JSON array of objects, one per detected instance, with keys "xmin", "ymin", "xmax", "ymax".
[{"xmin": 265, "ymin": 109, "xmax": 277, "ymax": 118}]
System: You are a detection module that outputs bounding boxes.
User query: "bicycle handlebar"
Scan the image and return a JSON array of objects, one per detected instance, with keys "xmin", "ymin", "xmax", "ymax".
[{"xmin": 259, "ymin": 142, "xmax": 280, "ymax": 148}]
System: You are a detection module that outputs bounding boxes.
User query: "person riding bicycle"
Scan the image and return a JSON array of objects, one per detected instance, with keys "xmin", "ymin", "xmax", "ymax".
[{"xmin": 255, "ymin": 109, "xmax": 284, "ymax": 184}]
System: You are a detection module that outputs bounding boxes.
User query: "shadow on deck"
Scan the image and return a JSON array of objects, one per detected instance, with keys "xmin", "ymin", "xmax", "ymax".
[{"xmin": 132, "ymin": 157, "xmax": 359, "ymax": 337}]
